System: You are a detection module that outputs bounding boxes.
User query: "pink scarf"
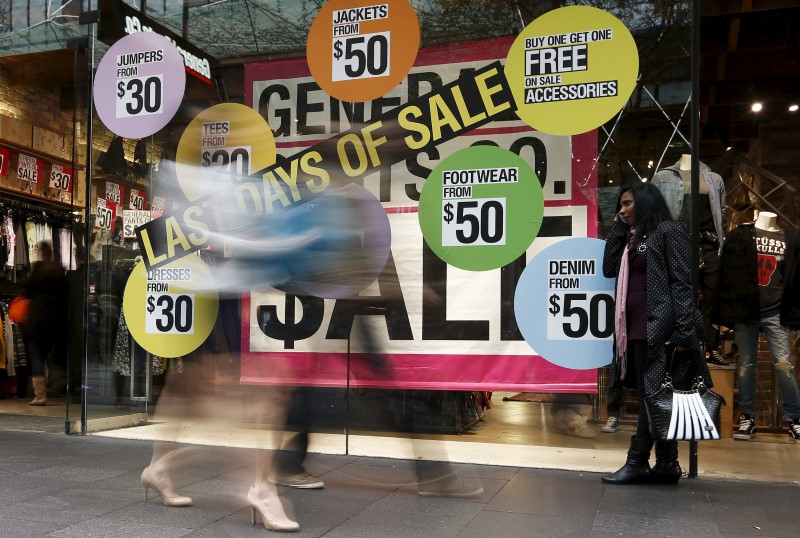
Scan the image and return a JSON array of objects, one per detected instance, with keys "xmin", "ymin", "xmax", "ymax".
[{"xmin": 614, "ymin": 231, "xmax": 635, "ymax": 380}]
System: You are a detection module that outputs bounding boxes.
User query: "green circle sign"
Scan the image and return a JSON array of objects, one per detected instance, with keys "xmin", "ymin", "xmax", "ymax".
[
  {"xmin": 123, "ymin": 256, "xmax": 219, "ymax": 358},
  {"xmin": 418, "ymin": 146, "xmax": 544, "ymax": 271},
  {"xmin": 504, "ymin": 6, "xmax": 639, "ymax": 136}
]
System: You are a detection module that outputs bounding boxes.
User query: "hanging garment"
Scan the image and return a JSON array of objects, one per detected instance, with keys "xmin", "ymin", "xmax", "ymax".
[
  {"xmin": 25, "ymin": 221, "xmax": 52, "ymax": 264},
  {"xmin": 3, "ymin": 305, "xmax": 13, "ymax": 375},
  {"xmin": 14, "ymin": 221, "xmax": 28, "ymax": 270},
  {"xmin": 12, "ymin": 321, "xmax": 27, "ymax": 368},
  {"xmin": 113, "ymin": 308, "xmax": 164, "ymax": 377},
  {"xmin": 2, "ymin": 217, "xmax": 15, "ymax": 269},
  {"xmin": 59, "ymin": 228, "xmax": 77, "ymax": 269},
  {"xmin": 0, "ymin": 307, "xmax": 7, "ymax": 371}
]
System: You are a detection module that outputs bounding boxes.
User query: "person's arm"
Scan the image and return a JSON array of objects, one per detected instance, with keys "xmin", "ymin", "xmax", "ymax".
[
  {"xmin": 603, "ymin": 218, "xmax": 629, "ymax": 278},
  {"xmin": 663, "ymin": 222, "xmax": 698, "ymax": 347}
]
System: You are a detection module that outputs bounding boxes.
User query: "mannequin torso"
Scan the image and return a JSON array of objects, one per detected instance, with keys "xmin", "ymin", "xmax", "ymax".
[
  {"xmin": 678, "ymin": 154, "xmax": 709, "ymax": 194},
  {"xmin": 754, "ymin": 211, "xmax": 780, "ymax": 232}
]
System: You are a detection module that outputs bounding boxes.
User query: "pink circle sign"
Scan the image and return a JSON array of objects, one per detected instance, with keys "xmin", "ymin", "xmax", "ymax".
[{"xmin": 94, "ymin": 33, "xmax": 186, "ymax": 139}]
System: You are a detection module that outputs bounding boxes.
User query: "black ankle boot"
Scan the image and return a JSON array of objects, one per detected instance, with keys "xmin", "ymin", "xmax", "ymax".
[
  {"xmin": 601, "ymin": 436, "xmax": 653, "ymax": 484},
  {"xmin": 651, "ymin": 440, "xmax": 681, "ymax": 484}
]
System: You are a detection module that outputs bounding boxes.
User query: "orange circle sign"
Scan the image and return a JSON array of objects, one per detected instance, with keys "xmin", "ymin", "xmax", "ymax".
[{"xmin": 307, "ymin": 0, "xmax": 420, "ymax": 103}]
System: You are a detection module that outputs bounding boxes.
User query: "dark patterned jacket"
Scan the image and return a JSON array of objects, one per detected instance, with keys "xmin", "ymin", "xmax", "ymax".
[
  {"xmin": 717, "ymin": 224, "xmax": 800, "ymax": 328},
  {"xmin": 604, "ymin": 219, "xmax": 711, "ymax": 394}
]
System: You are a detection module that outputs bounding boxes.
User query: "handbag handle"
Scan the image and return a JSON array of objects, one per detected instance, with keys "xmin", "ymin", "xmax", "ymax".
[{"xmin": 664, "ymin": 344, "xmax": 709, "ymax": 390}]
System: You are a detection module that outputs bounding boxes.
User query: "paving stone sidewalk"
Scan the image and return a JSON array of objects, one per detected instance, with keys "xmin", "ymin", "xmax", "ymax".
[{"xmin": 0, "ymin": 415, "xmax": 797, "ymax": 537}]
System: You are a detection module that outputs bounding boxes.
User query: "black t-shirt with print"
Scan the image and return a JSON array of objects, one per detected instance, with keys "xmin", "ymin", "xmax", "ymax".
[{"xmin": 755, "ymin": 229, "xmax": 785, "ymax": 312}]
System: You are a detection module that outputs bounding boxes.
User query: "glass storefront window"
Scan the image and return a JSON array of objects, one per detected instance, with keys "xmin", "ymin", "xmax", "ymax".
[{"xmin": 0, "ymin": 1, "xmax": 799, "ymax": 482}]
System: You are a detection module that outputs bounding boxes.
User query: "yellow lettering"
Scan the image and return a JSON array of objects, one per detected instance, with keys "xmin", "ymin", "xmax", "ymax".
[
  {"xmin": 428, "ymin": 94, "xmax": 461, "ymax": 142},
  {"xmin": 301, "ymin": 151, "xmax": 330, "ymax": 193},
  {"xmin": 201, "ymin": 197, "xmax": 228, "ymax": 232},
  {"xmin": 234, "ymin": 182, "xmax": 264, "ymax": 216},
  {"xmin": 452, "ymin": 86, "xmax": 486, "ymax": 127},
  {"xmin": 475, "ymin": 67, "xmax": 512, "ymax": 116},
  {"xmin": 337, "ymin": 133, "xmax": 368, "ymax": 176},
  {"xmin": 139, "ymin": 228, "xmax": 167, "ymax": 265},
  {"xmin": 164, "ymin": 216, "xmax": 192, "ymax": 259},
  {"xmin": 361, "ymin": 121, "xmax": 386, "ymax": 167},
  {"xmin": 183, "ymin": 205, "xmax": 210, "ymax": 246},
  {"xmin": 274, "ymin": 161, "xmax": 302, "ymax": 202},
  {"xmin": 399, "ymin": 106, "xmax": 430, "ymax": 150},
  {"xmin": 264, "ymin": 175, "xmax": 291, "ymax": 214}
]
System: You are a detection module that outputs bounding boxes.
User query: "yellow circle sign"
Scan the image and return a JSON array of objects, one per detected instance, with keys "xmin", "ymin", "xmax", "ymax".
[
  {"xmin": 307, "ymin": 0, "xmax": 420, "ymax": 103},
  {"xmin": 175, "ymin": 103, "xmax": 276, "ymax": 203},
  {"xmin": 123, "ymin": 255, "xmax": 219, "ymax": 358},
  {"xmin": 504, "ymin": 6, "xmax": 639, "ymax": 136}
]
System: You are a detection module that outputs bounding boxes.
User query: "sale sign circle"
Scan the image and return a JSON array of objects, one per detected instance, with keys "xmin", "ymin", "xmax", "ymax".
[
  {"xmin": 418, "ymin": 146, "xmax": 544, "ymax": 271},
  {"xmin": 175, "ymin": 103, "xmax": 276, "ymax": 203},
  {"xmin": 306, "ymin": 0, "xmax": 420, "ymax": 103},
  {"xmin": 504, "ymin": 6, "xmax": 638, "ymax": 136},
  {"xmin": 123, "ymin": 255, "xmax": 219, "ymax": 358},
  {"xmin": 515, "ymin": 237, "xmax": 615, "ymax": 369},
  {"xmin": 284, "ymin": 183, "xmax": 391, "ymax": 299},
  {"xmin": 94, "ymin": 32, "xmax": 186, "ymax": 139}
]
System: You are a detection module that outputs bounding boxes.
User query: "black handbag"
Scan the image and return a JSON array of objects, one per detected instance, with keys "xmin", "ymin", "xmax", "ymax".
[{"xmin": 644, "ymin": 348, "xmax": 725, "ymax": 441}]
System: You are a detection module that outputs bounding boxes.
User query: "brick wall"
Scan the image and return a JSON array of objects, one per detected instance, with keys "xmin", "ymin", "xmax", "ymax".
[{"xmin": 1, "ymin": 64, "xmax": 161, "ymax": 209}]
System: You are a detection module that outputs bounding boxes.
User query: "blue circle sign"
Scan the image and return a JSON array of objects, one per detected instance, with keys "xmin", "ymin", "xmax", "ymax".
[{"xmin": 515, "ymin": 237, "xmax": 615, "ymax": 369}]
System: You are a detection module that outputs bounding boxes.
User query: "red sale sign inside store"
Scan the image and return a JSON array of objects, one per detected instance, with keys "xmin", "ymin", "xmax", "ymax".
[
  {"xmin": 129, "ymin": 188, "xmax": 147, "ymax": 210},
  {"xmin": 150, "ymin": 195, "xmax": 166, "ymax": 212},
  {"xmin": 49, "ymin": 164, "xmax": 73, "ymax": 193},
  {"xmin": 105, "ymin": 181, "xmax": 124, "ymax": 206},
  {"xmin": 95, "ymin": 198, "xmax": 117, "ymax": 232},
  {"xmin": 17, "ymin": 153, "xmax": 43, "ymax": 184},
  {"xmin": 0, "ymin": 147, "xmax": 9, "ymax": 176}
]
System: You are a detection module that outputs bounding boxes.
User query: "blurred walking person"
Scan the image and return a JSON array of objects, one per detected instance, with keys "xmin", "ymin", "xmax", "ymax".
[{"xmin": 22, "ymin": 240, "xmax": 67, "ymax": 406}]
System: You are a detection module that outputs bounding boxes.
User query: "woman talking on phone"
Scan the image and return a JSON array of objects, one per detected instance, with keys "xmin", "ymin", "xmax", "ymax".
[{"xmin": 601, "ymin": 182, "xmax": 712, "ymax": 485}]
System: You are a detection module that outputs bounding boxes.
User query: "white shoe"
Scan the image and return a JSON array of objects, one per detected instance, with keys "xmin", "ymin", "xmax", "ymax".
[{"xmin": 601, "ymin": 416, "xmax": 620, "ymax": 433}]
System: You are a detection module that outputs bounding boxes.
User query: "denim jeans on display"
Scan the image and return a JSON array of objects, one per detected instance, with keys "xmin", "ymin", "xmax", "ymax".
[{"xmin": 735, "ymin": 309, "xmax": 800, "ymax": 422}]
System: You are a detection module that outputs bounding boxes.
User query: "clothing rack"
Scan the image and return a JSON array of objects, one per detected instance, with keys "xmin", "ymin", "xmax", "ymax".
[{"xmin": 0, "ymin": 196, "xmax": 75, "ymax": 227}]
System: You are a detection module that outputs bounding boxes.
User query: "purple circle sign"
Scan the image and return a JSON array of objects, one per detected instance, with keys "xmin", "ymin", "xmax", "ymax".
[
  {"xmin": 286, "ymin": 183, "xmax": 392, "ymax": 300},
  {"xmin": 94, "ymin": 33, "xmax": 186, "ymax": 139}
]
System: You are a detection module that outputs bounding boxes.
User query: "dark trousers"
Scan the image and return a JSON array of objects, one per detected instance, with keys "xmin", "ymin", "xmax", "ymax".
[
  {"xmin": 276, "ymin": 388, "xmax": 312, "ymax": 476},
  {"xmin": 26, "ymin": 334, "xmax": 55, "ymax": 377},
  {"xmin": 620, "ymin": 340, "xmax": 651, "ymax": 440},
  {"xmin": 606, "ymin": 384, "xmax": 624, "ymax": 419}
]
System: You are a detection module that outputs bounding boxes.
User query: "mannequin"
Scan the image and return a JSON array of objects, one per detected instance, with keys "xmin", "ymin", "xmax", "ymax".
[
  {"xmin": 754, "ymin": 210, "xmax": 780, "ymax": 232},
  {"xmin": 676, "ymin": 153, "xmax": 709, "ymax": 194},
  {"xmin": 652, "ymin": 155, "xmax": 725, "ymax": 364},
  {"xmin": 717, "ymin": 210, "xmax": 800, "ymax": 442}
]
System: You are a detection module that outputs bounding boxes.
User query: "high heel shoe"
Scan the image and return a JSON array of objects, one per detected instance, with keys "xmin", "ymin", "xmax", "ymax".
[
  {"xmin": 141, "ymin": 466, "xmax": 193, "ymax": 507},
  {"xmin": 246, "ymin": 486, "xmax": 299, "ymax": 532}
]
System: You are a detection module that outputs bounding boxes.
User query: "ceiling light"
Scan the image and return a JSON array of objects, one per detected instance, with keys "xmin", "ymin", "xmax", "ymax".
[
  {"xmin": 751, "ymin": 102, "xmax": 763, "ymax": 112},
  {"xmin": 789, "ymin": 104, "xmax": 799, "ymax": 112}
]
